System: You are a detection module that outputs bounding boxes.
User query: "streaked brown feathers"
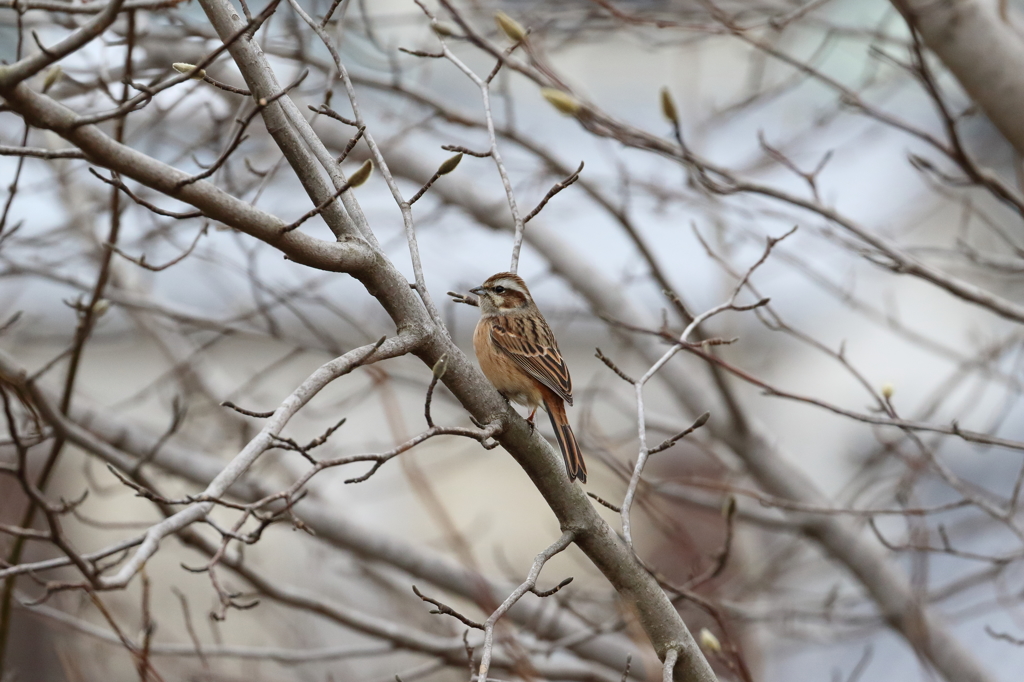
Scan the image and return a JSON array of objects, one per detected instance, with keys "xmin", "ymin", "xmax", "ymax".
[
  {"xmin": 472, "ymin": 272, "xmax": 587, "ymax": 483},
  {"xmin": 489, "ymin": 317, "xmax": 573, "ymax": 405},
  {"xmin": 546, "ymin": 394, "xmax": 587, "ymax": 483}
]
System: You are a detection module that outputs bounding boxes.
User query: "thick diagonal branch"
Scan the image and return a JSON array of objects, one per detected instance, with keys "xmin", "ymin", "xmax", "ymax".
[{"xmin": 893, "ymin": 0, "xmax": 1024, "ymax": 157}]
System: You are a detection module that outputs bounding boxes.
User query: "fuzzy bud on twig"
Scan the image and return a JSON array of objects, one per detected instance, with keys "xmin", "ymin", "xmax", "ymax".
[
  {"xmin": 494, "ymin": 11, "xmax": 526, "ymax": 42},
  {"xmin": 660, "ymin": 86, "xmax": 678, "ymax": 124},
  {"xmin": 881, "ymin": 383, "xmax": 894, "ymax": 399},
  {"xmin": 173, "ymin": 62, "xmax": 206, "ymax": 80},
  {"xmin": 92, "ymin": 299, "xmax": 111, "ymax": 317},
  {"xmin": 409, "ymin": 154, "xmax": 462, "ymax": 205},
  {"xmin": 42, "ymin": 65, "xmax": 62, "ymax": 93},
  {"xmin": 437, "ymin": 153, "xmax": 463, "ymax": 175},
  {"xmin": 347, "ymin": 159, "xmax": 373, "ymax": 188},
  {"xmin": 721, "ymin": 494, "xmax": 736, "ymax": 519},
  {"xmin": 540, "ymin": 88, "xmax": 581, "ymax": 116},
  {"xmin": 431, "ymin": 354, "xmax": 448, "ymax": 379},
  {"xmin": 431, "ymin": 19, "xmax": 456, "ymax": 37},
  {"xmin": 699, "ymin": 628, "xmax": 721, "ymax": 654}
]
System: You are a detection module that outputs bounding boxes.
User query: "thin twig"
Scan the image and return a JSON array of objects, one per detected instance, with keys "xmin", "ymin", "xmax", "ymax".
[
  {"xmin": 107, "ymin": 225, "xmax": 209, "ymax": 272},
  {"xmin": 412, "ymin": 585, "xmax": 484, "ymax": 629},
  {"xmin": 477, "ymin": 531, "xmax": 575, "ymax": 679},
  {"xmin": 523, "ymin": 161, "xmax": 583, "ymax": 223}
]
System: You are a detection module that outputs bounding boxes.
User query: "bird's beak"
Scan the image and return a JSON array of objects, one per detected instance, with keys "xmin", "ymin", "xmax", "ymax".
[{"xmin": 469, "ymin": 286, "xmax": 485, "ymax": 296}]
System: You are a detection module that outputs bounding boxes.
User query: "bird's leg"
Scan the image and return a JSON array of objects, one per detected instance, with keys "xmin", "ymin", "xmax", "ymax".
[{"xmin": 526, "ymin": 407, "xmax": 537, "ymax": 434}]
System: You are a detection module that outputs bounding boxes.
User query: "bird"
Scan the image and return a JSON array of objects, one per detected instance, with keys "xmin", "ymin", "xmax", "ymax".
[{"xmin": 470, "ymin": 272, "xmax": 587, "ymax": 483}]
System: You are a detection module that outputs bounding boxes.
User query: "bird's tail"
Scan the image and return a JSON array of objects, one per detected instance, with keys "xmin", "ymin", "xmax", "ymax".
[{"xmin": 545, "ymin": 397, "xmax": 587, "ymax": 483}]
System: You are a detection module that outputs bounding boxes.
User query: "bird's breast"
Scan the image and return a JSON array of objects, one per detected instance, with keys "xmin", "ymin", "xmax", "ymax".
[{"xmin": 473, "ymin": 317, "xmax": 543, "ymax": 408}]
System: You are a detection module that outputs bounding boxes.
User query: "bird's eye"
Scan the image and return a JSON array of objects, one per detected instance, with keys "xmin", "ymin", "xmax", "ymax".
[{"xmin": 493, "ymin": 286, "xmax": 506, "ymax": 294}]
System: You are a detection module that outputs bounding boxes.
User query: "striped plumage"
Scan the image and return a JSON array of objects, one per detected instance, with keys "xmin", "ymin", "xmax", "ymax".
[{"xmin": 471, "ymin": 273, "xmax": 587, "ymax": 483}]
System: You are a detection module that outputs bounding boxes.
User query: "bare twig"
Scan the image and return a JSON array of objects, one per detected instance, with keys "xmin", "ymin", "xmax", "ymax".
[
  {"xmin": 412, "ymin": 585, "xmax": 484, "ymax": 630},
  {"xmin": 477, "ymin": 531, "xmax": 576, "ymax": 680},
  {"xmin": 523, "ymin": 161, "xmax": 584, "ymax": 223}
]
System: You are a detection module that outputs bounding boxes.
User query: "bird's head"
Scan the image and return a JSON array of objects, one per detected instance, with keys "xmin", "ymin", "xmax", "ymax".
[{"xmin": 470, "ymin": 272, "xmax": 533, "ymax": 315}]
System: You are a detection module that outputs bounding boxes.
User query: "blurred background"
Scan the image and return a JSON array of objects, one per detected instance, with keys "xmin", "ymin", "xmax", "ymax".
[{"xmin": 1, "ymin": 0, "xmax": 1024, "ymax": 680}]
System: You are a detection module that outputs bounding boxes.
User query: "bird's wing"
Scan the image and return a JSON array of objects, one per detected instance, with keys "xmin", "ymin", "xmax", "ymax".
[{"xmin": 490, "ymin": 317, "xmax": 573, "ymax": 405}]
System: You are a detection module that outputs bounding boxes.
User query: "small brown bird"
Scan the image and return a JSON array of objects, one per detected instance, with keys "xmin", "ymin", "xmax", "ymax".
[{"xmin": 471, "ymin": 272, "xmax": 587, "ymax": 483}]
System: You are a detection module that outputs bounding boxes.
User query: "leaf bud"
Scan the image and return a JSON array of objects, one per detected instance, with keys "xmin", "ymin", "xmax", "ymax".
[
  {"xmin": 172, "ymin": 62, "xmax": 206, "ymax": 80},
  {"xmin": 92, "ymin": 299, "xmax": 111, "ymax": 317},
  {"xmin": 660, "ymin": 86, "xmax": 678, "ymax": 124},
  {"xmin": 699, "ymin": 628, "xmax": 721, "ymax": 653},
  {"xmin": 437, "ymin": 153, "xmax": 463, "ymax": 176},
  {"xmin": 540, "ymin": 88, "xmax": 581, "ymax": 116},
  {"xmin": 721, "ymin": 494, "xmax": 736, "ymax": 519},
  {"xmin": 431, "ymin": 20, "xmax": 456, "ymax": 37},
  {"xmin": 494, "ymin": 11, "xmax": 526, "ymax": 42},
  {"xmin": 432, "ymin": 354, "xmax": 448, "ymax": 378},
  {"xmin": 347, "ymin": 159, "xmax": 373, "ymax": 188},
  {"xmin": 42, "ymin": 65, "xmax": 62, "ymax": 93}
]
